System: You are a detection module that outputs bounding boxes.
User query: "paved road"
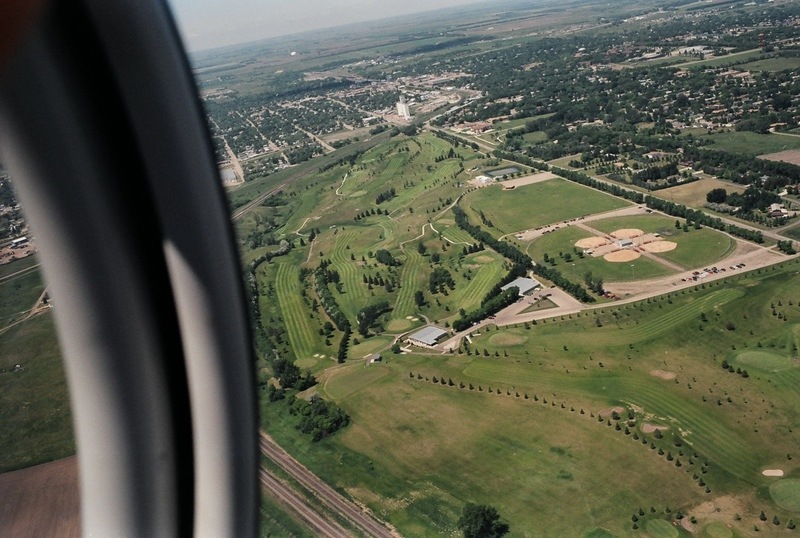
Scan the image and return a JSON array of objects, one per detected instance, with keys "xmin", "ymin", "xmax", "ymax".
[
  {"xmin": 259, "ymin": 468, "xmax": 351, "ymax": 537},
  {"xmin": 259, "ymin": 432, "xmax": 399, "ymax": 538}
]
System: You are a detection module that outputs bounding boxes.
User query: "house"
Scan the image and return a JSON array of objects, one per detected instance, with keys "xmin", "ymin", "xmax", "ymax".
[
  {"xmin": 408, "ymin": 326, "xmax": 448, "ymax": 347},
  {"xmin": 500, "ymin": 277, "xmax": 542, "ymax": 297},
  {"xmin": 617, "ymin": 239, "xmax": 634, "ymax": 248},
  {"xmin": 367, "ymin": 353, "xmax": 382, "ymax": 363}
]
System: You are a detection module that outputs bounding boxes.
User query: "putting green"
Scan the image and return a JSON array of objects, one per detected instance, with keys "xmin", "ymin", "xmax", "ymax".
[
  {"xmin": 704, "ymin": 521, "xmax": 732, "ymax": 538},
  {"xmin": 735, "ymin": 351, "xmax": 793, "ymax": 372},
  {"xmin": 471, "ymin": 255, "xmax": 495, "ymax": 264},
  {"xmin": 488, "ymin": 333, "xmax": 528, "ymax": 346},
  {"xmin": 645, "ymin": 518, "xmax": 679, "ymax": 538},
  {"xmin": 387, "ymin": 319, "xmax": 412, "ymax": 332},
  {"xmin": 295, "ymin": 358, "xmax": 318, "ymax": 369},
  {"xmin": 770, "ymin": 479, "xmax": 800, "ymax": 512}
]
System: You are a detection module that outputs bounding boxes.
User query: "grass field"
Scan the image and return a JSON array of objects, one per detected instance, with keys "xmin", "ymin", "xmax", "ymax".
[
  {"xmin": 699, "ymin": 131, "xmax": 800, "ymax": 157},
  {"xmin": 739, "ymin": 56, "xmax": 800, "ymax": 72},
  {"xmin": 658, "ymin": 178, "xmax": 746, "ymax": 208},
  {"xmin": 259, "ymin": 261, "xmax": 800, "ymax": 535},
  {"xmin": 462, "ymin": 178, "xmax": 630, "ymax": 235},
  {"xmin": 782, "ymin": 224, "xmax": 800, "ymax": 242},
  {"xmin": 0, "ymin": 255, "xmax": 39, "ymax": 280},
  {"xmin": 0, "ymin": 313, "xmax": 73, "ymax": 472}
]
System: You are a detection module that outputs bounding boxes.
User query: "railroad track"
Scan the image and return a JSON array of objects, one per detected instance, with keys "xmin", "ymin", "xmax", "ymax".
[
  {"xmin": 259, "ymin": 468, "xmax": 350, "ymax": 537},
  {"xmin": 259, "ymin": 432, "xmax": 398, "ymax": 538}
]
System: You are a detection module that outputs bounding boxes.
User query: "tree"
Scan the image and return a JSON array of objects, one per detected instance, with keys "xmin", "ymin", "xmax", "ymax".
[
  {"xmin": 706, "ymin": 188, "xmax": 727, "ymax": 204},
  {"xmin": 414, "ymin": 290, "xmax": 426, "ymax": 307},
  {"xmin": 457, "ymin": 503, "xmax": 510, "ymax": 538}
]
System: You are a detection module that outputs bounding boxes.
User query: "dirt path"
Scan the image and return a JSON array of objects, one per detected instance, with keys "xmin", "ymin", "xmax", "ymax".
[{"xmin": 335, "ymin": 172, "xmax": 349, "ymax": 196}]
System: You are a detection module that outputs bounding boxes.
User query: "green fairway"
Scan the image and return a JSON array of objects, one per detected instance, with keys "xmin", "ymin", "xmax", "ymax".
[
  {"xmin": 462, "ymin": 178, "xmax": 630, "ymax": 235},
  {"xmin": 770, "ymin": 479, "xmax": 800, "ymax": 513}
]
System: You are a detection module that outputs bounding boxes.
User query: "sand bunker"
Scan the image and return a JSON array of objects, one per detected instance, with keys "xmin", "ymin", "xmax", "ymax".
[
  {"xmin": 598, "ymin": 406, "xmax": 625, "ymax": 417},
  {"xmin": 763, "ymin": 469, "xmax": 785, "ymax": 477},
  {"xmin": 642, "ymin": 423, "xmax": 669, "ymax": 434},
  {"xmin": 575, "ymin": 237, "xmax": 609, "ymax": 249},
  {"xmin": 650, "ymin": 369, "xmax": 676, "ymax": 380},
  {"xmin": 604, "ymin": 250, "xmax": 641, "ymax": 262},
  {"xmin": 642, "ymin": 241, "xmax": 678, "ymax": 253},
  {"xmin": 610, "ymin": 228, "xmax": 644, "ymax": 239}
]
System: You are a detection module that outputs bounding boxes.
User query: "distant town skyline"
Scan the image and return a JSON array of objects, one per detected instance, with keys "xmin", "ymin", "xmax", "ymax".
[{"xmin": 168, "ymin": 0, "xmax": 494, "ymax": 52}]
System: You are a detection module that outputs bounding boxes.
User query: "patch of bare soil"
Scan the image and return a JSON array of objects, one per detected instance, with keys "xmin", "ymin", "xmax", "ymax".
[
  {"xmin": 604, "ymin": 249, "xmax": 641, "ymax": 262},
  {"xmin": 642, "ymin": 423, "xmax": 669, "ymax": 434},
  {"xmin": 650, "ymin": 369, "xmax": 676, "ymax": 380},
  {"xmin": 597, "ymin": 406, "xmax": 625, "ymax": 417},
  {"xmin": 610, "ymin": 228, "xmax": 644, "ymax": 239},
  {"xmin": 0, "ymin": 456, "xmax": 79, "ymax": 537}
]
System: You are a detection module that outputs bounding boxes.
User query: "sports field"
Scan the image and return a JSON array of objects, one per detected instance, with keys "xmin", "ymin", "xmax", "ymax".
[
  {"xmin": 462, "ymin": 178, "xmax": 630, "ymax": 235},
  {"xmin": 262, "ymin": 261, "xmax": 800, "ymax": 536}
]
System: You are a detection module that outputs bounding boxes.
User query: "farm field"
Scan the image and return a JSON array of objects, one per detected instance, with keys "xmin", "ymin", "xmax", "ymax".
[
  {"xmin": 657, "ymin": 178, "xmax": 746, "ymax": 208},
  {"xmin": 461, "ymin": 178, "xmax": 630, "ymax": 236},
  {"xmin": 760, "ymin": 148, "xmax": 800, "ymax": 167},
  {"xmin": 261, "ymin": 261, "xmax": 800, "ymax": 536}
]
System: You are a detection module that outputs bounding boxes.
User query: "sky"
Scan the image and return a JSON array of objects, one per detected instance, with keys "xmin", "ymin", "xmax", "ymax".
[{"xmin": 167, "ymin": 0, "xmax": 493, "ymax": 52}]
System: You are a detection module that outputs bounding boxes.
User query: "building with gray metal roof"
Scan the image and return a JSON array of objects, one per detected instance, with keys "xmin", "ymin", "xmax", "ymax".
[{"xmin": 407, "ymin": 326, "xmax": 448, "ymax": 346}]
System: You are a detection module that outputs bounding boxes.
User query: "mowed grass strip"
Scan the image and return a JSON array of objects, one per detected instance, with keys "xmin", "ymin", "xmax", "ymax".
[
  {"xmin": 273, "ymin": 260, "xmax": 316, "ymax": 359},
  {"xmin": 462, "ymin": 178, "xmax": 630, "ymax": 234},
  {"xmin": 393, "ymin": 249, "xmax": 424, "ymax": 319},
  {"xmin": 457, "ymin": 252, "xmax": 505, "ymax": 312}
]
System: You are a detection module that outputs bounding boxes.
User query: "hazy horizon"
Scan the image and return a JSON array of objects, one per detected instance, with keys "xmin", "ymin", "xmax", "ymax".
[{"xmin": 167, "ymin": 0, "xmax": 496, "ymax": 52}]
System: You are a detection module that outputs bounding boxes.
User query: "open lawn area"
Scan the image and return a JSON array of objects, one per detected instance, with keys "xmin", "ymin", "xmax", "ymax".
[
  {"xmin": 462, "ymin": 178, "xmax": 630, "ymax": 235},
  {"xmin": 261, "ymin": 261, "xmax": 800, "ymax": 536}
]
